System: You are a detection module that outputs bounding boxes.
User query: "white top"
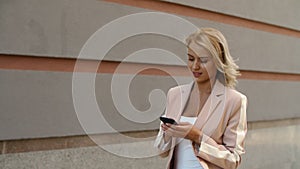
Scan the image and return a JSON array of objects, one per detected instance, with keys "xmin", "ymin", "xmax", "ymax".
[{"xmin": 174, "ymin": 116, "xmax": 203, "ymax": 169}]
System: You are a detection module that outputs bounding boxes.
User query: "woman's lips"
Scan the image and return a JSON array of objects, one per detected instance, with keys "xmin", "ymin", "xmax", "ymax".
[{"xmin": 193, "ymin": 72, "xmax": 202, "ymax": 77}]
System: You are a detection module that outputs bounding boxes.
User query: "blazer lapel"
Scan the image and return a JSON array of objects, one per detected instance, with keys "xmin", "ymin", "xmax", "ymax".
[
  {"xmin": 174, "ymin": 82, "xmax": 194, "ymax": 121},
  {"xmin": 194, "ymin": 80, "xmax": 225, "ymax": 130}
]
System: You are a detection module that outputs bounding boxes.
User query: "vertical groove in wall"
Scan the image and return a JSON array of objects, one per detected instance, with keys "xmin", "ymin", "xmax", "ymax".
[{"xmin": 2, "ymin": 141, "xmax": 6, "ymax": 154}]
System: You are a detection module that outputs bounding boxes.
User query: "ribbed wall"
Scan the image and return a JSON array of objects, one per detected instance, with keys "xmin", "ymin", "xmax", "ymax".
[{"xmin": 0, "ymin": 0, "xmax": 299, "ymax": 168}]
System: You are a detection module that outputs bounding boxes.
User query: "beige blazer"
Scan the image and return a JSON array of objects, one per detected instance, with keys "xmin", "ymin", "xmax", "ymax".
[{"xmin": 154, "ymin": 80, "xmax": 247, "ymax": 169}]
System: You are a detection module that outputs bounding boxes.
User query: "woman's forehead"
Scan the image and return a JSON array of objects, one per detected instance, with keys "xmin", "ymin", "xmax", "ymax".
[{"xmin": 188, "ymin": 41, "xmax": 211, "ymax": 57}]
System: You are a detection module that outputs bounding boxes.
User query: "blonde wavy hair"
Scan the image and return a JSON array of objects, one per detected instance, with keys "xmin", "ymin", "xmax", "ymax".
[{"xmin": 186, "ymin": 28, "xmax": 240, "ymax": 88}]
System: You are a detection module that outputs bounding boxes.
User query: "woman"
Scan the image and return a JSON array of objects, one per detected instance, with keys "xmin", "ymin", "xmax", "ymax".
[{"xmin": 154, "ymin": 28, "xmax": 247, "ymax": 169}]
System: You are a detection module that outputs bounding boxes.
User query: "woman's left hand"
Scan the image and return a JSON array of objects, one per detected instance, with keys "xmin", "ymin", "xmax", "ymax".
[{"xmin": 165, "ymin": 122, "xmax": 202, "ymax": 144}]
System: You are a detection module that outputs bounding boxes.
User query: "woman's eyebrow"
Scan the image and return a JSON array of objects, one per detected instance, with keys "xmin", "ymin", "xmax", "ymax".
[{"xmin": 188, "ymin": 53, "xmax": 209, "ymax": 59}]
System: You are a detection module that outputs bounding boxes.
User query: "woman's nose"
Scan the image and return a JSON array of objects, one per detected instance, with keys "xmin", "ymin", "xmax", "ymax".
[{"xmin": 192, "ymin": 60, "xmax": 201, "ymax": 70}]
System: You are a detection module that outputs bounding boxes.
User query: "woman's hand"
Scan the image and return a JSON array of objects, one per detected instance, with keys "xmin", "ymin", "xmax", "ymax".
[
  {"xmin": 162, "ymin": 122, "xmax": 203, "ymax": 144},
  {"xmin": 161, "ymin": 123, "xmax": 172, "ymax": 142}
]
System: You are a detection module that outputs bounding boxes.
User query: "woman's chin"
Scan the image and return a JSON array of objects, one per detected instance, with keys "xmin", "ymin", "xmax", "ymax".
[{"xmin": 194, "ymin": 77, "xmax": 209, "ymax": 84}]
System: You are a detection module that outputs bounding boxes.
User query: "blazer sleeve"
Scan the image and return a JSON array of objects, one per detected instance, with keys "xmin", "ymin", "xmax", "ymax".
[
  {"xmin": 153, "ymin": 121, "xmax": 172, "ymax": 157},
  {"xmin": 195, "ymin": 94, "xmax": 247, "ymax": 169},
  {"xmin": 153, "ymin": 89, "xmax": 173, "ymax": 157}
]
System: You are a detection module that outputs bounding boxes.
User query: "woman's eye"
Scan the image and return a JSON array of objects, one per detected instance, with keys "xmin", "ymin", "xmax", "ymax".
[
  {"xmin": 200, "ymin": 57, "xmax": 208, "ymax": 63},
  {"xmin": 188, "ymin": 58, "xmax": 194, "ymax": 61}
]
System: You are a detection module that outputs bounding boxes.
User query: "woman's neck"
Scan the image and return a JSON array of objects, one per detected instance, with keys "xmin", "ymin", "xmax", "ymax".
[{"xmin": 196, "ymin": 78, "xmax": 216, "ymax": 94}]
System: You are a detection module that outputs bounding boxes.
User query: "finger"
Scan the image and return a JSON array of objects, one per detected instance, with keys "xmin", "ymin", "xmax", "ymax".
[
  {"xmin": 162, "ymin": 126, "xmax": 169, "ymax": 131},
  {"xmin": 165, "ymin": 123, "xmax": 172, "ymax": 127},
  {"xmin": 161, "ymin": 123, "xmax": 170, "ymax": 128},
  {"xmin": 166, "ymin": 127, "xmax": 189, "ymax": 138},
  {"xmin": 169, "ymin": 122, "xmax": 192, "ymax": 130},
  {"xmin": 170, "ymin": 125, "xmax": 193, "ymax": 134},
  {"xmin": 168, "ymin": 124, "xmax": 180, "ymax": 131},
  {"xmin": 161, "ymin": 124, "xmax": 168, "ymax": 130},
  {"xmin": 165, "ymin": 128, "xmax": 177, "ymax": 137}
]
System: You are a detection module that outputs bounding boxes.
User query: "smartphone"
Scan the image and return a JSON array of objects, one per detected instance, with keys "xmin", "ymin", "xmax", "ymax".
[{"xmin": 160, "ymin": 117, "xmax": 177, "ymax": 125}]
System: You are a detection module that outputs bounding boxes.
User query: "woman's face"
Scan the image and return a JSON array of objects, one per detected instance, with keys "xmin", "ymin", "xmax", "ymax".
[{"xmin": 187, "ymin": 41, "xmax": 217, "ymax": 84}]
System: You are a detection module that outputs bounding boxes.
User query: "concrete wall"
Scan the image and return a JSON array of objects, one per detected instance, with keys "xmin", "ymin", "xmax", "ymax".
[
  {"xmin": 1, "ymin": 70, "xmax": 300, "ymax": 140},
  {"xmin": 162, "ymin": 0, "xmax": 300, "ymax": 30},
  {"xmin": 0, "ymin": 0, "xmax": 300, "ymax": 168},
  {"xmin": 1, "ymin": 122, "xmax": 300, "ymax": 168},
  {"xmin": 1, "ymin": 0, "xmax": 300, "ymax": 73},
  {"xmin": 1, "ymin": 0, "xmax": 300, "ymax": 140}
]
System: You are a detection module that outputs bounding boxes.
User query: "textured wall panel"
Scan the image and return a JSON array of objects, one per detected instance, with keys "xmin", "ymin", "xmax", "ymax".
[
  {"xmin": 162, "ymin": 0, "xmax": 300, "ymax": 30},
  {"xmin": 1, "ymin": 123, "xmax": 300, "ymax": 168},
  {"xmin": 237, "ymin": 79, "xmax": 300, "ymax": 121},
  {"xmin": 0, "ymin": 70, "xmax": 191, "ymax": 140},
  {"xmin": 1, "ymin": 69, "xmax": 300, "ymax": 139},
  {"xmin": 1, "ymin": 0, "xmax": 300, "ymax": 73}
]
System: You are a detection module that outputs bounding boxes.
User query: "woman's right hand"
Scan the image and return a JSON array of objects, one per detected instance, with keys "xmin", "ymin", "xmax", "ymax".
[{"xmin": 161, "ymin": 123, "xmax": 172, "ymax": 142}]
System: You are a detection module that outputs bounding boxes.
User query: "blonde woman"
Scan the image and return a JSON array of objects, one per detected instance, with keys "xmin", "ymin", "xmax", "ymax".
[{"xmin": 154, "ymin": 28, "xmax": 247, "ymax": 169}]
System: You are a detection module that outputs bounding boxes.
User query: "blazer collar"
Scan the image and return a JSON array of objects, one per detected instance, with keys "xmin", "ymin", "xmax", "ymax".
[
  {"xmin": 179, "ymin": 79, "xmax": 225, "ymax": 102},
  {"xmin": 211, "ymin": 79, "xmax": 225, "ymax": 97},
  {"xmin": 180, "ymin": 79, "xmax": 225, "ymax": 94}
]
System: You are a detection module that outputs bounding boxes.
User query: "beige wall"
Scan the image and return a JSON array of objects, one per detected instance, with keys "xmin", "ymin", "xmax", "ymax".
[
  {"xmin": 1, "ymin": 0, "xmax": 300, "ymax": 139},
  {"xmin": 162, "ymin": 0, "xmax": 300, "ymax": 30},
  {"xmin": 1, "ymin": 122, "xmax": 300, "ymax": 168},
  {"xmin": 0, "ymin": 0, "xmax": 300, "ymax": 168},
  {"xmin": 1, "ymin": 0, "xmax": 300, "ymax": 73}
]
